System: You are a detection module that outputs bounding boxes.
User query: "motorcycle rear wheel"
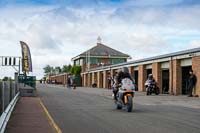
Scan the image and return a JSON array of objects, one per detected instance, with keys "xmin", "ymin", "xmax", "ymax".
[
  {"xmin": 155, "ymin": 88, "xmax": 159, "ymax": 95},
  {"xmin": 116, "ymin": 101, "xmax": 122, "ymax": 110},
  {"xmin": 146, "ymin": 88, "xmax": 151, "ymax": 95}
]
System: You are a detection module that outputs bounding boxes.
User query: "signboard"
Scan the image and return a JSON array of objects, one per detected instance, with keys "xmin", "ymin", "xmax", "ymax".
[{"xmin": 20, "ymin": 41, "xmax": 32, "ymax": 73}]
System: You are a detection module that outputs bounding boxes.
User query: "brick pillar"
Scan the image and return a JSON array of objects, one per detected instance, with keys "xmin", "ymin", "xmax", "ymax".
[
  {"xmin": 84, "ymin": 74, "xmax": 87, "ymax": 86},
  {"xmin": 129, "ymin": 66, "xmax": 134, "ymax": 79},
  {"xmin": 85, "ymin": 74, "xmax": 87, "ymax": 86},
  {"xmin": 63, "ymin": 75, "xmax": 65, "ymax": 87},
  {"xmin": 171, "ymin": 59, "xmax": 181, "ymax": 95},
  {"xmin": 169, "ymin": 60, "xmax": 173, "ymax": 94},
  {"xmin": 83, "ymin": 74, "xmax": 86, "ymax": 87},
  {"xmin": 103, "ymin": 70, "xmax": 107, "ymax": 89},
  {"xmin": 89, "ymin": 73, "xmax": 92, "ymax": 87},
  {"xmin": 87, "ymin": 74, "xmax": 90, "ymax": 87},
  {"xmin": 65, "ymin": 74, "xmax": 67, "ymax": 86},
  {"xmin": 94, "ymin": 72, "xmax": 97, "ymax": 84},
  {"xmin": 152, "ymin": 63, "xmax": 161, "ymax": 92},
  {"xmin": 110, "ymin": 69, "xmax": 114, "ymax": 85},
  {"xmin": 138, "ymin": 65, "xmax": 146, "ymax": 91},
  {"xmin": 91, "ymin": 72, "xmax": 94, "ymax": 85},
  {"xmin": 81, "ymin": 74, "xmax": 84, "ymax": 87},
  {"xmin": 97, "ymin": 71, "xmax": 101, "ymax": 88},
  {"xmin": 192, "ymin": 56, "xmax": 200, "ymax": 96}
]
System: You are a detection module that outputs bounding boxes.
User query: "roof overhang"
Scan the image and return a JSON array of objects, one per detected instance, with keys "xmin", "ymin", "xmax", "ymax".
[
  {"xmin": 81, "ymin": 48, "xmax": 200, "ymax": 74},
  {"xmin": 71, "ymin": 55, "xmax": 129, "ymax": 61}
]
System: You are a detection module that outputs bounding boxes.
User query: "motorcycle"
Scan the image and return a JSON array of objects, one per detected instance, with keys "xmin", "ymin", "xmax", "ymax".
[
  {"xmin": 145, "ymin": 80, "xmax": 159, "ymax": 95},
  {"xmin": 114, "ymin": 78, "xmax": 135, "ymax": 112}
]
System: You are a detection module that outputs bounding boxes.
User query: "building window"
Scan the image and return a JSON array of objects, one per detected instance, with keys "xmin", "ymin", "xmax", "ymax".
[
  {"xmin": 109, "ymin": 58, "xmax": 125, "ymax": 64},
  {"xmin": 80, "ymin": 59, "xmax": 83, "ymax": 65},
  {"xmin": 90, "ymin": 57, "xmax": 98, "ymax": 64},
  {"xmin": 75, "ymin": 59, "xmax": 80, "ymax": 66}
]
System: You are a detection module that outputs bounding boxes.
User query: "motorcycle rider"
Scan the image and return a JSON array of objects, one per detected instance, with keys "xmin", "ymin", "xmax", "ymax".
[
  {"xmin": 145, "ymin": 74, "xmax": 156, "ymax": 91},
  {"xmin": 146, "ymin": 74, "xmax": 155, "ymax": 82},
  {"xmin": 113, "ymin": 67, "xmax": 133, "ymax": 101}
]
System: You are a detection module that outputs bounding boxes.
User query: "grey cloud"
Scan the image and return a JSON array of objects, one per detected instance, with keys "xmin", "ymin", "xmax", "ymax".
[{"xmin": 1, "ymin": 3, "xmax": 200, "ymax": 78}]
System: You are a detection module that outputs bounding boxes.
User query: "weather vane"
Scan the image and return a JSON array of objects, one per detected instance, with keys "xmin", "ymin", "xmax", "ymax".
[{"xmin": 97, "ymin": 36, "xmax": 102, "ymax": 44}]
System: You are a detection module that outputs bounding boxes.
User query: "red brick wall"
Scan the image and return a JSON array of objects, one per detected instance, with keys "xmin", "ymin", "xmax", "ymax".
[
  {"xmin": 172, "ymin": 59, "xmax": 181, "ymax": 95},
  {"xmin": 89, "ymin": 73, "xmax": 92, "ymax": 87},
  {"xmin": 110, "ymin": 69, "xmax": 114, "ymax": 85},
  {"xmin": 169, "ymin": 60, "xmax": 173, "ymax": 94},
  {"xmin": 49, "ymin": 74, "xmax": 68, "ymax": 86},
  {"xmin": 129, "ymin": 66, "xmax": 134, "ymax": 76},
  {"xmin": 97, "ymin": 71, "xmax": 102, "ymax": 88},
  {"xmin": 192, "ymin": 56, "xmax": 200, "ymax": 96},
  {"xmin": 91, "ymin": 72, "xmax": 95, "ymax": 85},
  {"xmin": 81, "ymin": 74, "xmax": 85, "ymax": 87},
  {"xmin": 138, "ymin": 65, "xmax": 146, "ymax": 91},
  {"xmin": 103, "ymin": 71, "xmax": 108, "ymax": 89},
  {"xmin": 152, "ymin": 63, "xmax": 162, "ymax": 92}
]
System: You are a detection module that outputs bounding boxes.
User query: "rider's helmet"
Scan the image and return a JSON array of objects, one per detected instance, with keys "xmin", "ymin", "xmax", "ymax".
[
  {"xmin": 121, "ymin": 67, "xmax": 129, "ymax": 74},
  {"xmin": 148, "ymin": 74, "xmax": 153, "ymax": 79}
]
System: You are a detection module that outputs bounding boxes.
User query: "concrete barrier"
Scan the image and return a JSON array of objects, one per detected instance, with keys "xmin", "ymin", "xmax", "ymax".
[
  {"xmin": 0, "ymin": 92, "xmax": 19, "ymax": 133},
  {"xmin": 0, "ymin": 81, "xmax": 20, "ymax": 133}
]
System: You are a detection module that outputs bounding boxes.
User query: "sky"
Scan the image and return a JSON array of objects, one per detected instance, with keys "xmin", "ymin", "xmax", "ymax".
[{"xmin": 0, "ymin": 0, "xmax": 200, "ymax": 79}]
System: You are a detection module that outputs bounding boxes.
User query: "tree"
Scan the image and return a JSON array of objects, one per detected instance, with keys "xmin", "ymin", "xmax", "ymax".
[
  {"xmin": 62, "ymin": 64, "xmax": 72, "ymax": 73},
  {"xmin": 62, "ymin": 65, "xmax": 68, "ymax": 72},
  {"xmin": 2, "ymin": 77, "xmax": 12, "ymax": 81},
  {"xmin": 55, "ymin": 66, "xmax": 61, "ymax": 73},
  {"xmin": 70, "ymin": 66, "xmax": 75, "ymax": 74},
  {"xmin": 70, "ymin": 66, "xmax": 81, "ymax": 75},
  {"xmin": 74, "ymin": 66, "xmax": 82, "ymax": 75},
  {"xmin": 67, "ymin": 64, "xmax": 72, "ymax": 72},
  {"xmin": 43, "ymin": 65, "xmax": 53, "ymax": 74}
]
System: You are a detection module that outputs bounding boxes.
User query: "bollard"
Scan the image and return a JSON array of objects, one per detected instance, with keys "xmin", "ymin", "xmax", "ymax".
[
  {"xmin": 0, "ymin": 82, "xmax": 2, "ymax": 113},
  {"xmin": 2, "ymin": 82, "xmax": 4, "ymax": 112}
]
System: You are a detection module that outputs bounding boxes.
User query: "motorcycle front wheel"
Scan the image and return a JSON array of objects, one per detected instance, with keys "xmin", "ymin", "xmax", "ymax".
[{"xmin": 126, "ymin": 96, "xmax": 133, "ymax": 112}]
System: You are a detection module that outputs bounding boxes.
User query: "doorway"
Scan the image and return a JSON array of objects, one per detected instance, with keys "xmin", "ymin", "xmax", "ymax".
[
  {"xmin": 101, "ymin": 72, "xmax": 104, "ymax": 88},
  {"xmin": 134, "ymin": 70, "xmax": 138, "ymax": 91},
  {"xmin": 181, "ymin": 66, "xmax": 192, "ymax": 95},
  {"xmin": 146, "ymin": 69, "xmax": 152, "ymax": 78},
  {"xmin": 162, "ymin": 69, "xmax": 169, "ymax": 94}
]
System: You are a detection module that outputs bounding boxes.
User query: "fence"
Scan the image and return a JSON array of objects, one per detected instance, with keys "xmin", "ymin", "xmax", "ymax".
[{"xmin": 0, "ymin": 81, "xmax": 19, "ymax": 114}]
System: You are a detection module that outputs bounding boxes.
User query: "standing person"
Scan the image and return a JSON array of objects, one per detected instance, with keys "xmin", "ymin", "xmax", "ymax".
[
  {"xmin": 107, "ymin": 74, "xmax": 111, "ymax": 89},
  {"xmin": 67, "ymin": 76, "xmax": 71, "ymax": 89},
  {"xmin": 188, "ymin": 70, "xmax": 197, "ymax": 97},
  {"xmin": 112, "ymin": 71, "xmax": 118, "ymax": 100}
]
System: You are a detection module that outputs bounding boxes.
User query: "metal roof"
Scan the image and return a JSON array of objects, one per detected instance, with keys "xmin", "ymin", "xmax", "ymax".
[
  {"xmin": 72, "ymin": 43, "xmax": 129, "ymax": 61},
  {"xmin": 86, "ymin": 47, "xmax": 200, "ymax": 72}
]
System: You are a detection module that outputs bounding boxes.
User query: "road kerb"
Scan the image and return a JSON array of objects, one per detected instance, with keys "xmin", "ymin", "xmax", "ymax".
[{"xmin": 39, "ymin": 98, "xmax": 62, "ymax": 133}]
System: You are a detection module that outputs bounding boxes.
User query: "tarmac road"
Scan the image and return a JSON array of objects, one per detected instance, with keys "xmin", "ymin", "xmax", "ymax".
[{"xmin": 37, "ymin": 84, "xmax": 200, "ymax": 133}]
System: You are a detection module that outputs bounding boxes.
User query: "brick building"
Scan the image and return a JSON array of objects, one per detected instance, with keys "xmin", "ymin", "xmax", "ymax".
[
  {"xmin": 71, "ymin": 42, "xmax": 130, "ymax": 72},
  {"xmin": 48, "ymin": 40, "xmax": 130, "ymax": 86},
  {"xmin": 48, "ymin": 73, "xmax": 68, "ymax": 85},
  {"xmin": 81, "ymin": 47, "xmax": 200, "ymax": 96}
]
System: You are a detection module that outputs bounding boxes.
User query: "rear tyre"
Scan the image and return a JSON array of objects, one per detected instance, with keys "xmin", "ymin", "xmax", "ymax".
[
  {"xmin": 146, "ymin": 87, "xmax": 150, "ymax": 95},
  {"xmin": 155, "ymin": 87, "xmax": 159, "ymax": 95},
  {"xmin": 116, "ymin": 101, "xmax": 122, "ymax": 110},
  {"xmin": 126, "ymin": 96, "xmax": 133, "ymax": 112}
]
